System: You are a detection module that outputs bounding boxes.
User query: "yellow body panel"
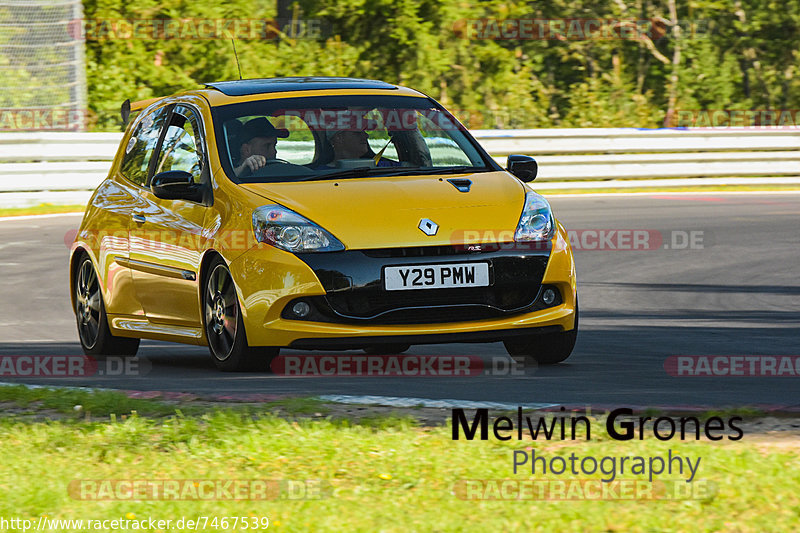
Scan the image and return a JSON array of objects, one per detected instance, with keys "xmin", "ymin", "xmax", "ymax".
[
  {"xmin": 229, "ymin": 224, "xmax": 576, "ymax": 347},
  {"xmin": 130, "ymin": 97, "xmax": 161, "ymax": 112},
  {"xmin": 241, "ymin": 171, "xmax": 526, "ymax": 249},
  {"xmin": 70, "ymin": 83, "xmax": 577, "ymax": 349}
]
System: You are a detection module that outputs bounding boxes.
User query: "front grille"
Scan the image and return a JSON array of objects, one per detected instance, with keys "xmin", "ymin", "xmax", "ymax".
[
  {"xmin": 362, "ymin": 245, "xmax": 468, "ymax": 258},
  {"xmin": 288, "ymin": 284, "xmax": 561, "ymax": 325},
  {"xmin": 292, "ymin": 245, "xmax": 552, "ymax": 325},
  {"xmin": 325, "ymin": 285, "xmax": 538, "ymax": 318},
  {"xmin": 350, "ymin": 306, "xmax": 506, "ymax": 325}
]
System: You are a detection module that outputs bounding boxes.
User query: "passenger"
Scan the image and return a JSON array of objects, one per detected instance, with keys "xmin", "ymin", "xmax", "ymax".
[
  {"xmin": 326, "ymin": 128, "xmax": 370, "ymax": 161},
  {"xmin": 324, "ymin": 128, "xmax": 400, "ymax": 167}
]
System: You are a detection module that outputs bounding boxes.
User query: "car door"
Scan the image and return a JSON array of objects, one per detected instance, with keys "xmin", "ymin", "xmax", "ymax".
[
  {"xmin": 128, "ymin": 103, "xmax": 211, "ymax": 327},
  {"xmin": 97, "ymin": 104, "xmax": 170, "ymax": 319}
]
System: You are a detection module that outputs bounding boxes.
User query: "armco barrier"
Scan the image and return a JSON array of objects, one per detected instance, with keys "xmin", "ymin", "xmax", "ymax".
[{"xmin": 1, "ymin": 128, "xmax": 799, "ymax": 207}]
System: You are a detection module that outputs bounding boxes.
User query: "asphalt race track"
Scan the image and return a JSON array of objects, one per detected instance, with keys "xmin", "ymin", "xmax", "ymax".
[{"xmin": 1, "ymin": 193, "xmax": 798, "ymax": 408}]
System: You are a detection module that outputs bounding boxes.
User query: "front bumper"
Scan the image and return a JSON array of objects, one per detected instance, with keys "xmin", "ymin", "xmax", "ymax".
[
  {"xmin": 287, "ymin": 243, "xmax": 556, "ymax": 324},
  {"xmin": 229, "ymin": 227, "xmax": 576, "ymax": 347}
]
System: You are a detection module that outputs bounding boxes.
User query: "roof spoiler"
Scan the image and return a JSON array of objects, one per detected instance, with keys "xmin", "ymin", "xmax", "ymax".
[{"xmin": 120, "ymin": 97, "xmax": 161, "ymax": 126}]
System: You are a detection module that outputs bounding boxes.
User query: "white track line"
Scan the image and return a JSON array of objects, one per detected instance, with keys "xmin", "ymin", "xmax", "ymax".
[{"xmin": 317, "ymin": 394, "xmax": 558, "ymax": 410}]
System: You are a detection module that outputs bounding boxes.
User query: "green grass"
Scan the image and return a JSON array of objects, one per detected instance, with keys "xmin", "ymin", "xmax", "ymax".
[
  {"xmin": 263, "ymin": 396, "xmax": 331, "ymax": 416},
  {"xmin": 700, "ymin": 407, "xmax": 768, "ymax": 419},
  {"xmin": 0, "ymin": 385, "xmax": 184, "ymax": 418},
  {"xmin": 0, "ymin": 385, "xmax": 338, "ymax": 420},
  {"xmin": 0, "ymin": 388, "xmax": 797, "ymax": 532}
]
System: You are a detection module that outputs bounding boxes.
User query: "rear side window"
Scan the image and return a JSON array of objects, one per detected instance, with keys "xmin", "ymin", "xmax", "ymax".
[
  {"xmin": 120, "ymin": 106, "xmax": 168, "ymax": 186},
  {"xmin": 152, "ymin": 105, "xmax": 205, "ymax": 183}
]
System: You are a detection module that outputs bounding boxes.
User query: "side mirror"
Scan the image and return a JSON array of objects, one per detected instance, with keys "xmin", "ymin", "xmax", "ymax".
[
  {"xmin": 151, "ymin": 171, "xmax": 203, "ymax": 202},
  {"xmin": 120, "ymin": 99, "xmax": 131, "ymax": 127},
  {"xmin": 507, "ymin": 154, "xmax": 538, "ymax": 182}
]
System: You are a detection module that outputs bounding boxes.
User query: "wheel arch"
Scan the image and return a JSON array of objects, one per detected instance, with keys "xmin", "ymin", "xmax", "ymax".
[
  {"xmin": 196, "ymin": 249, "xmax": 227, "ymax": 332},
  {"xmin": 68, "ymin": 246, "xmax": 92, "ymax": 312},
  {"xmin": 198, "ymin": 249, "xmax": 226, "ymax": 295}
]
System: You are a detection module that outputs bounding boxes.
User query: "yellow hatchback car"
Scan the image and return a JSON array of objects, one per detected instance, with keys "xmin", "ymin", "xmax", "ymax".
[{"xmin": 70, "ymin": 77, "xmax": 578, "ymax": 371}]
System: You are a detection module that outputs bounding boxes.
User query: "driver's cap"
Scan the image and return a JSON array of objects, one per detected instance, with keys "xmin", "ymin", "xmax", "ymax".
[{"xmin": 240, "ymin": 117, "xmax": 289, "ymax": 144}]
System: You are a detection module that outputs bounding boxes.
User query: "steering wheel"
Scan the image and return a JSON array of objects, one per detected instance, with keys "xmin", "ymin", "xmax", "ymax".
[{"xmin": 246, "ymin": 158, "xmax": 317, "ymax": 180}]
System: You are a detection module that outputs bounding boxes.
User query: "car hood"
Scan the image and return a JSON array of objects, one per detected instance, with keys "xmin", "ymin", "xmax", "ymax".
[{"xmin": 240, "ymin": 171, "xmax": 527, "ymax": 249}]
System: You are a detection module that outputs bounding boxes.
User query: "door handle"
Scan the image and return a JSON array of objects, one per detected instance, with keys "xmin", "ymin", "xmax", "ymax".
[{"xmin": 132, "ymin": 214, "xmax": 146, "ymax": 223}]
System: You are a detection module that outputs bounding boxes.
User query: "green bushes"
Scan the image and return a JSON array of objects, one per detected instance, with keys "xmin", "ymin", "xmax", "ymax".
[{"xmin": 82, "ymin": 0, "xmax": 800, "ymax": 131}]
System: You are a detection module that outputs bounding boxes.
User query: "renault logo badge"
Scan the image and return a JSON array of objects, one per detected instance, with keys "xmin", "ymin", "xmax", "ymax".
[{"xmin": 418, "ymin": 218, "xmax": 439, "ymax": 236}]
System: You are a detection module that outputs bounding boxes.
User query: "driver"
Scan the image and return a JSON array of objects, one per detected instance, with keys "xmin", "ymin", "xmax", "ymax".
[{"xmin": 234, "ymin": 117, "xmax": 289, "ymax": 177}]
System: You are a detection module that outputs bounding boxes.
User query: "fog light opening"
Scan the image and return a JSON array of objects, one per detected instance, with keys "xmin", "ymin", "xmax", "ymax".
[
  {"xmin": 542, "ymin": 288, "xmax": 556, "ymax": 305},
  {"xmin": 292, "ymin": 301, "xmax": 311, "ymax": 318}
]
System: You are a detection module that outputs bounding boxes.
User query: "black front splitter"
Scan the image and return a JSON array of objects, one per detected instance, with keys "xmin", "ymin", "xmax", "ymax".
[{"xmin": 287, "ymin": 325, "xmax": 562, "ymax": 350}]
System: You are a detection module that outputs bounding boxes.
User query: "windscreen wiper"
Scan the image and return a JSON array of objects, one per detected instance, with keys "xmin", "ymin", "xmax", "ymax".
[
  {"xmin": 297, "ymin": 167, "xmax": 374, "ymax": 181},
  {"xmin": 383, "ymin": 166, "xmax": 491, "ymax": 176}
]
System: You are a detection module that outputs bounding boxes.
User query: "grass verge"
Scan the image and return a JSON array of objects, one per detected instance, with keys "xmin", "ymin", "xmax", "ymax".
[
  {"xmin": 0, "ymin": 204, "xmax": 85, "ymax": 218},
  {"xmin": 0, "ymin": 386, "xmax": 797, "ymax": 532}
]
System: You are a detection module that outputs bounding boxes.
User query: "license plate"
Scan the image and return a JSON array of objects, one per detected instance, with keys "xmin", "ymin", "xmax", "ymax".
[{"xmin": 384, "ymin": 263, "xmax": 489, "ymax": 291}]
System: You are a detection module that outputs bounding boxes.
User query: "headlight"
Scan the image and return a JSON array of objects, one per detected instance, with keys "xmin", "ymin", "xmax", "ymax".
[
  {"xmin": 514, "ymin": 191, "xmax": 555, "ymax": 242},
  {"xmin": 252, "ymin": 205, "xmax": 345, "ymax": 253}
]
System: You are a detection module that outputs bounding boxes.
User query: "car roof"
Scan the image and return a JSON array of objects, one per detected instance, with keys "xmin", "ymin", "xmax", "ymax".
[
  {"xmin": 205, "ymin": 77, "xmax": 400, "ymax": 97},
  {"xmin": 130, "ymin": 77, "xmax": 428, "ymax": 115}
]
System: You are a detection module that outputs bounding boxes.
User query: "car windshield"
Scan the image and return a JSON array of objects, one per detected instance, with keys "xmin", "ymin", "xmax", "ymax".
[{"xmin": 211, "ymin": 94, "xmax": 494, "ymax": 183}]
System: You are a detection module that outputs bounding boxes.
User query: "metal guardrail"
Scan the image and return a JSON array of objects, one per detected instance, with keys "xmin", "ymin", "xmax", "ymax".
[
  {"xmin": 478, "ymin": 128, "xmax": 800, "ymax": 181},
  {"xmin": 1, "ymin": 128, "xmax": 799, "ymax": 206}
]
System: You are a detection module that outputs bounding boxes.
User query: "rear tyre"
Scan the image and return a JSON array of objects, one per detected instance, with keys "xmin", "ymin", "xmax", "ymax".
[
  {"xmin": 503, "ymin": 300, "xmax": 578, "ymax": 365},
  {"xmin": 203, "ymin": 257, "xmax": 278, "ymax": 372},
  {"xmin": 74, "ymin": 255, "xmax": 140, "ymax": 358},
  {"xmin": 363, "ymin": 344, "xmax": 411, "ymax": 355}
]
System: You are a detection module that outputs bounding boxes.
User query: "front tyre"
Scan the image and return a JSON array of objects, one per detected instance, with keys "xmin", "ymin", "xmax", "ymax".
[
  {"xmin": 203, "ymin": 257, "xmax": 277, "ymax": 372},
  {"xmin": 503, "ymin": 300, "xmax": 579, "ymax": 365},
  {"xmin": 74, "ymin": 255, "xmax": 139, "ymax": 357}
]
